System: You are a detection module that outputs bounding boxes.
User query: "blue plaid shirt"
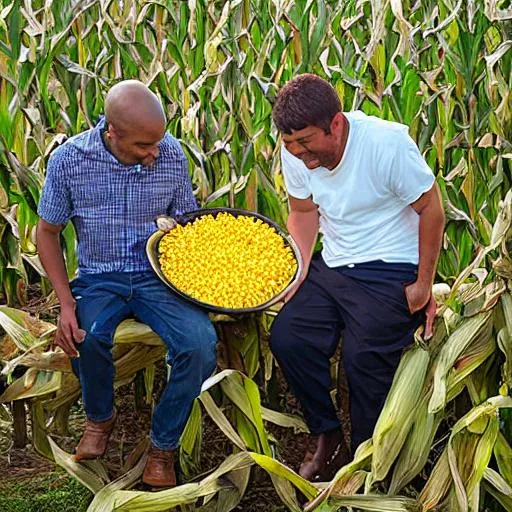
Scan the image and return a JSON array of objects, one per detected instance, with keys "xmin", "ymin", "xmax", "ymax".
[{"xmin": 38, "ymin": 117, "xmax": 197, "ymax": 274}]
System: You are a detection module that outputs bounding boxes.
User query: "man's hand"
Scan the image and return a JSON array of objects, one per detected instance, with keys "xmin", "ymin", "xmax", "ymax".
[
  {"xmin": 405, "ymin": 281, "xmax": 437, "ymax": 340},
  {"xmin": 155, "ymin": 216, "xmax": 177, "ymax": 233},
  {"xmin": 404, "ymin": 281, "xmax": 431, "ymax": 313},
  {"xmin": 54, "ymin": 304, "xmax": 86, "ymax": 358}
]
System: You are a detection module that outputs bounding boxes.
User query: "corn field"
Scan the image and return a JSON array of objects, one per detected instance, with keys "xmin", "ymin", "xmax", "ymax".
[{"xmin": 0, "ymin": 0, "xmax": 511, "ymax": 510}]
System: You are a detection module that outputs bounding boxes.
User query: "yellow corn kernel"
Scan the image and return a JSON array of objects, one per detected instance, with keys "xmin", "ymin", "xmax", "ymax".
[{"xmin": 157, "ymin": 213, "xmax": 297, "ymax": 309}]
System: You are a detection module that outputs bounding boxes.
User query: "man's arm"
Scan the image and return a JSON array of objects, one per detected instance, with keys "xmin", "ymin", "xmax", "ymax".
[
  {"xmin": 405, "ymin": 183, "xmax": 445, "ymax": 336},
  {"xmin": 36, "ymin": 219, "xmax": 84, "ymax": 356},
  {"xmin": 284, "ymin": 195, "xmax": 320, "ymax": 302}
]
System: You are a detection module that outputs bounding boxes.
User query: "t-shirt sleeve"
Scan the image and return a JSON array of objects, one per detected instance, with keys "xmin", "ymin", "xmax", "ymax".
[
  {"xmin": 389, "ymin": 130, "xmax": 435, "ymax": 204},
  {"xmin": 37, "ymin": 151, "xmax": 72, "ymax": 226},
  {"xmin": 281, "ymin": 146, "xmax": 311, "ymax": 200}
]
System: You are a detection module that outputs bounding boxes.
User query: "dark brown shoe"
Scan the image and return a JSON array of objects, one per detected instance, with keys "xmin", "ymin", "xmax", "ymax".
[
  {"xmin": 142, "ymin": 445, "xmax": 176, "ymax": 488},
  {"xmin": 299, "ymin": 429, "xmax": 351, "ymax": 482},
  {"xmin": 74, "ymin": 409, "xmax": 117, "ymax": 461}
]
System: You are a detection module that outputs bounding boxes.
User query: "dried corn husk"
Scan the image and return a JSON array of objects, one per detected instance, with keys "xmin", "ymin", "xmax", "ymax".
[
  {"xmin": 429, "ymin": 311, "xmax": 493, "ymax": 413},
  {"xmin": 389, "ymin": 393, "xmax": 442, "ymax": 494},
  {"xmin": 371, "ymin": 345, "xmax": 430, "ymax": 482}
]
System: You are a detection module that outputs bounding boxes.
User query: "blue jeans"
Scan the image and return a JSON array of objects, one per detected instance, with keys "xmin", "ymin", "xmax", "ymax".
[{"xmin": 70, "ymin": 271, "xmax": 217, "ymax": 450}]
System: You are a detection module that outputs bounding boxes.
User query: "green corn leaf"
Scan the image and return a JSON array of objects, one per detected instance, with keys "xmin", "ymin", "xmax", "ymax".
[
  {"xmin": 179, "ymin": 399, "xmax": 202, "ymax": 477},
  {"xmin": 0, "ymin": 305, "xmax": 55, "ymax": 352},
  {"xmin": 249, "ymin": 452, "xmax": 317, "ymax": 501},
  {"xmin": 484, "ymin": 467, "xmax": 512, "ymax": 497},
  {"xmin": 389, "ymin": 396, "xmax": 443, "ymax": 494},
  {"xmin": 324, "ymin": 494, "xmax": 420, "ymax": 512},
  {"xmin": 494, "ymin": 430, "xmax": 512, "ymax": 486},
  {"xmin": 199, "ymin": 391, "xmax": 246, "ymax": 451}
]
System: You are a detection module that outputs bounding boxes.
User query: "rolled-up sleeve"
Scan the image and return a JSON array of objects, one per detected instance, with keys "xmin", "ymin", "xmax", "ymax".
[{"xmin": 37, "ymin": 152, "xmax": 72, "ymax": 226}]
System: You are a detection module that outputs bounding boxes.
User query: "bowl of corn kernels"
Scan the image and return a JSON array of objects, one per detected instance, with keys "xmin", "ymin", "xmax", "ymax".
[{"xmin": 146, "ymin": 208, "xmax": 303, "ymax": 314}]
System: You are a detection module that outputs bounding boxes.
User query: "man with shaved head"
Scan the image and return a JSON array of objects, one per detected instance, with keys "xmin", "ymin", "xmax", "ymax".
[{"xmin": 37, "ymin": 80, "xmax": 217, "ymax": 488}]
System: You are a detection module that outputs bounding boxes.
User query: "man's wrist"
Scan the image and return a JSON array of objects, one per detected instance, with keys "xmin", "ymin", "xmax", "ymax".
[
  {"xmin": 415, "ymin": 273, "xmax": 433, "ymax": 289},
  {"xmin": 60, "ymin": 298, "xmax": 76, "ymax": 311}
]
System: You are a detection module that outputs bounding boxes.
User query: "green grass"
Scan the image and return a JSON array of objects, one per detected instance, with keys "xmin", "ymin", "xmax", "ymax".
[{"xmin": 0, "ymin": 471, "xmax": 92, "ymax": 512}]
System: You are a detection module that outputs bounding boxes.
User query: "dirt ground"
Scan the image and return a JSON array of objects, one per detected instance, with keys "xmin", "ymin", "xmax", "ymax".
[
  {"xmin": 0, "ymin": 360, "xmax": 316, "ymax": 511},
  {"xmin": 0, "ymin": 293, "xmax": 352, "ymax": 510}
]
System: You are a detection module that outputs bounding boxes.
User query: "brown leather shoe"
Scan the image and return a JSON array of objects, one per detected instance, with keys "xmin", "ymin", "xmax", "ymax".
[
  {"xmin": 142, "ymin": 445, "xmax": 176, "ymax": 488},
  {"xmin": 74, "ymin": 409, "xmax": 117, "ymax": 462},
  {"xmin": 299, "ymin": 429, "xmax": 351, "ymax": 482}
]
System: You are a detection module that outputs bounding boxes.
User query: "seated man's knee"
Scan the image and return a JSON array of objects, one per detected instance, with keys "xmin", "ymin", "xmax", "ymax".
[
  {"xmin": 199, "ymin": 329, "xmax": 217, "ymax": 375},
  {"xmin": 184, "ymin": 319, "xmax": 217, "ymax": 371},
  {"xmin": 269, "ymin": 312, "xmax": 296, "ymax": 359},
  {"xmin": 175, "ymin": 343, "xmax": 217, "ymax": 381},
  {"xmin": 197, "ymin": 318, "xmax": 217, "ymax": 347}
]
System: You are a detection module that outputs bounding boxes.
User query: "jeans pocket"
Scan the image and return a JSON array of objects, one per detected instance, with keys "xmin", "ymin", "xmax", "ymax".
[
  {"xmin": 70, "ymin": 274, "xmax": 96, "ymax": 298},
  {"xmin": 70, "ymin": 276, "xmax": 85, "ymax": 295}
]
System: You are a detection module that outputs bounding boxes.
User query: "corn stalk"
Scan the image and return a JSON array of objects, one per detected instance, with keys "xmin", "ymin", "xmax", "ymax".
[{"xmin": 0, "ymin": 0, "xmax": 511, "ymax": 510}]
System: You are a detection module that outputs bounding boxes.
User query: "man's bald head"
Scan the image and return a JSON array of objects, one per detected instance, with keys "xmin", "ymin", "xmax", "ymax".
[
  {"xmin": 105, "ymin": 80, "xmax": 166, "ymax": 134},
  {"xmin": 103, "ymin": 81, "xmax": 167, "ymax": 166}
]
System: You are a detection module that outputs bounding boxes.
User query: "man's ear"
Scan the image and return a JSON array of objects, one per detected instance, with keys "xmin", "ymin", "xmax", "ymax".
[
  {"xmin": 107, "ymin": 123, "xmax": 121, "ymax": 140},
  {"xmin": 330, "ymin": 112, "xmax": 344, "ymax": 135}
]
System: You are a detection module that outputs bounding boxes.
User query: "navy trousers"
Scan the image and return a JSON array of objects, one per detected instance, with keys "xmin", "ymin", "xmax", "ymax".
[{"xmin": 270, "ymin": 254, "xmax": 425, "ymax": 453}]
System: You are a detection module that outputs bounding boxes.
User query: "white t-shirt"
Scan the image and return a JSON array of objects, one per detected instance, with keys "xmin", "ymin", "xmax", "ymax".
[{"xmin": 281, "ymin": 111, "xmax": 435, "ymax": 267}]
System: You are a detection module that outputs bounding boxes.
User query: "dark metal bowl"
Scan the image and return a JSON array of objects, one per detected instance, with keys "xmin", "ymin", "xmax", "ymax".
[{"xmin": 146, "ymin": 207, "xmax": 303, "ymax": 314}]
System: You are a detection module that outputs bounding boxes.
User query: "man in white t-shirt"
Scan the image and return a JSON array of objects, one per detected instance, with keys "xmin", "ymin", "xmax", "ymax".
[{"xmin": 270, "ymin": 74, "xmax": 444, "ymax": 482}]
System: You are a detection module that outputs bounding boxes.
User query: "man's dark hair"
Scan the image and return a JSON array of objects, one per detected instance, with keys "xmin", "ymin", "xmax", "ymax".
[{"xmin": 272, "ymin": 74, "xmax": 342, "ymax": 134}]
